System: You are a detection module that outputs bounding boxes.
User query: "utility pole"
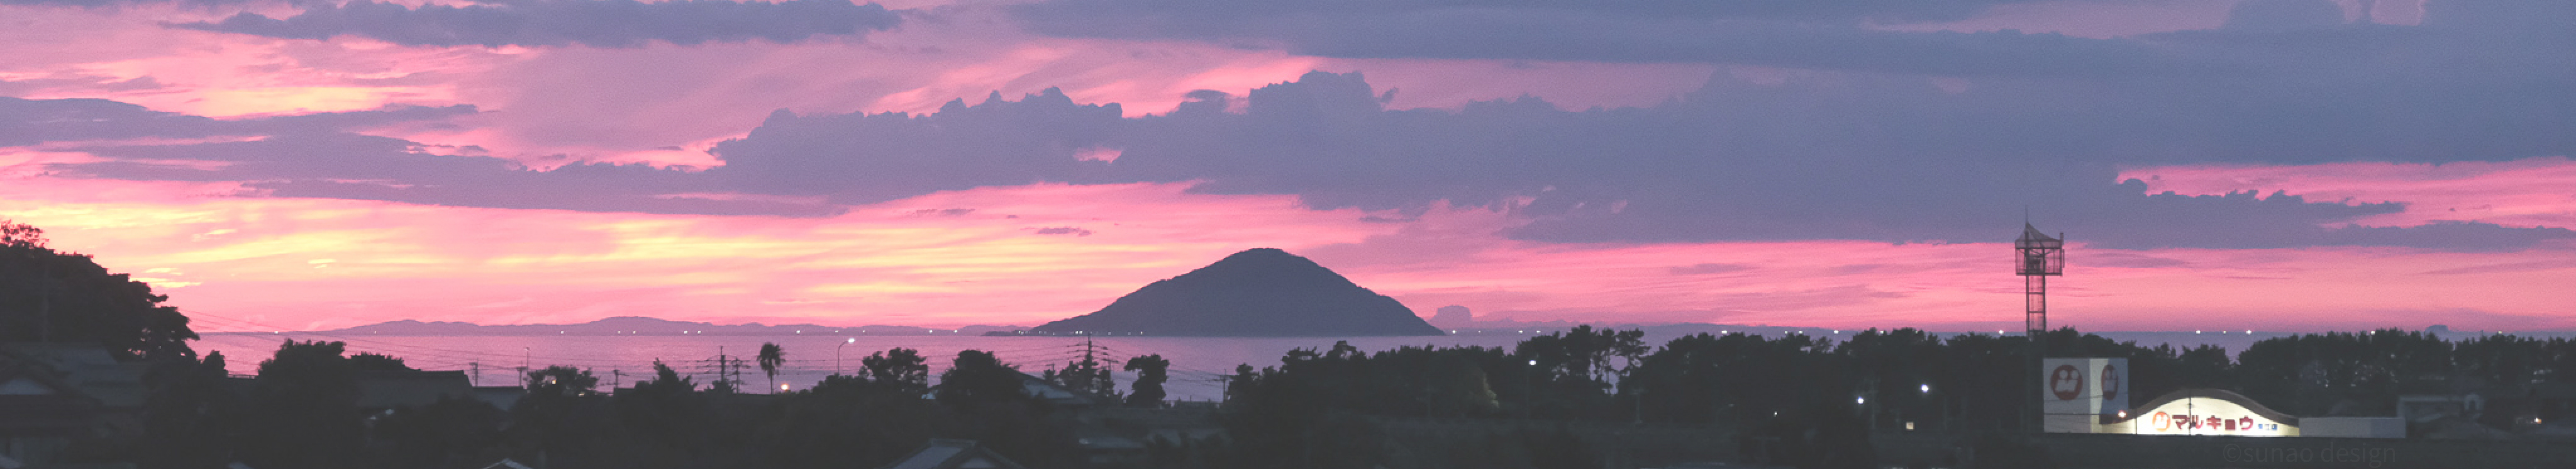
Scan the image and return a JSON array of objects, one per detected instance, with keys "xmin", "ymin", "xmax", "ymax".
[
  {"xmin": 1083, "ymin": 333, "xmax": 1100, "ymax": 392},
  {"xmin": 470, "ymin": 362, "xmax": 480, "ymax": 386},
  {"xmin": 708, "ymin": 346, "xmax": 746, "ymax": 391},
  {"xmin": 35, "ymin": 276, "xmax": 61, "ymax": 343},
  {"xmin": 1084, "ymin": 333, "xmax": 1097, "ymax": 365},
  {"xmin": 1860, "ymin": 377, "xmax": 1880, "ymax": 433},
  {"xmin": 1632, "ymin": 383, "xmax": 1644, "ymax": 424},
  {"xmin": 837, "ymin": 338, "xmax": 854, "ymax": 375},
  {"xmin": 36, "ymin": 288, "xmax": 47, "ymax": 343}
]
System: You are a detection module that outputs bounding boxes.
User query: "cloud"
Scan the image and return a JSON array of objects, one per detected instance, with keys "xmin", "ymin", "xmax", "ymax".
[
  {"xmin": 1013, "ymin": 0, "xmax": 2111, "ymax": 26},
  {"xmin": 1668, "ymin": 263, "xmax": 1754, "ymax": 276},
  {"xmin": 2220, "ymin": 0, "xmax": 2348, "ymax": 32},
  {"xmin": 25, "ymin": 1, "xmax": 2576, "ymax": 250},
  {"xmin": 0, "ymin": 99, "xmax": 820, "ymax": 216},
  {"xmin": 0, "ymin": 0, "xmax": 248, "ymax": 6},
  {"xmin": 1006, "ymin": 0, "xmax": 2576, "ymax": 91},
  {"xmin": 1, "ymin": 97, "xmax": 475, "ymax": 147},
  {"xmin": 704, "ymin": 68, "xmax": 2576, "ymax": 249},
  {"xmin": 0, "ymin": 73, "xmax": 166, "ymax": 96},
  {"xmin": 1012, "ymin": 1, "xmax": 2198, "ymax": 77},
  {"xmin": 2310, "ymin": 221, "xmax": 2576, "ymax": 251},
  {"xmin": 709, "ymin": 91, "xmax": 1126, "ymax": 205},
  {"xmin": 26, "ymin": 57, "xmax": 2576, "ymax": 250},
  {"xmin": 2418, "ymin": 259, "xmax": 2576, "ymax": 276},
  {"xmin": 58, "ymin": 132, "xmax": 838, "ymax": 216},
  {"xmin": 170, "ymin": 0, "xmax": 903, "ymax": 48}
]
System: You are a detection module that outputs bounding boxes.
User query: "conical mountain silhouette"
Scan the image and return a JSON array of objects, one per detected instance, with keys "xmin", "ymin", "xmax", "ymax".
[{"xmin": 1031, "ymin": 248, "xmax": 1441, "ymax": 337}]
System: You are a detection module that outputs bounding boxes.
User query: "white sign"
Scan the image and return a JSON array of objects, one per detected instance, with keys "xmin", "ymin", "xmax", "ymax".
[
  {"xmin": 2041, "ymin": 358, "xmax": 2128, "ymax": 416},
  {"xmin": 2116, "ymin": 393, "xmax": 2297, "ymax": 437}
]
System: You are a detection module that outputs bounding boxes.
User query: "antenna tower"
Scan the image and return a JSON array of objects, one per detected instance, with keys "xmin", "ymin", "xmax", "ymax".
[{"xmin": 2015, "ymin": 222, "xmax": 2066, "ymax": 435}]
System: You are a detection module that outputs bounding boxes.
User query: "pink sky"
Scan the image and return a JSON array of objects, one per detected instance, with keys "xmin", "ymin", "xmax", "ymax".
[
  {"xmin": 5, "ymin": 0, "xmax": 2573, "ymax": 333},
  {"xmin": 9, "ymin": 164, "xmax": 2572, "ymax": 333}
]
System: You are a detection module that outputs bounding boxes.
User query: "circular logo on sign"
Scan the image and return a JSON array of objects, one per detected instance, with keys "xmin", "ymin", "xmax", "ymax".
[
  {"xmin": 2100, "ymin": 364, "xmax": 2120, "ymax": 401},
  {"xmin": 2049, "ymin": 364, "xmax": 2084, "ymax": 401},
  {"xmin": 2152, "ymin": 412, "xmax": 2171, "ymax": 431}
]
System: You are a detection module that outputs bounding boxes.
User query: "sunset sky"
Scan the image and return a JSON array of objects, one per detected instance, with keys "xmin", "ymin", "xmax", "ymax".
[{"xmin": 4, "ymin": 0, "xmax": 2572, "ymax": 333}]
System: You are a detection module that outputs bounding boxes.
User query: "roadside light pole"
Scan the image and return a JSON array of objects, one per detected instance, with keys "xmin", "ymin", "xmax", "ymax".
[
  {"xmin": 836, "ymin": 338, "xmax": 855, "ymax": 375},
  {"xmin": 1525, "ymin": 358, "xmax": 1540, "ymax": 419}
]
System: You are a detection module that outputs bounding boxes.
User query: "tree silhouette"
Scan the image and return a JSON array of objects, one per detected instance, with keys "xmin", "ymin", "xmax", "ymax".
[
  {"xmin": 1514, "ymin": 326, "xmax": 1645, "ymax": 417},
  {"xmin": 935, "ymin": 350, "xmax": 1029, "ymax": 411},
  {"xmin": 615, "ymin": 360, "xmax": 714, "ymax": 459},
  {"xmin": 240, "ymin": 340, "xmax": 366, "ymax": 469},
  {"xmin": 1423, "ymin": 350, "xmax": 1498, "ymax": 417},
  {"xmin": 758, "ymin": 342, "xmax": 786, "ymax": 393},
  {"xmin": 860, "ymin": 347, "xmax": 931, "ymax": 395},
  {"xmin": 0, "ymin": 218, "xmax": 41, "ymax": 247},
  {"xmin": 1124, "ymin": 354, "xmax": 1170, "ymax": 407},
  {"xmin": 506, "ymin": 365, "xmax": 609, "ymax": 468},
  {"xmin": 139, "ymin": 350, "xmax": 240, "ymax": 469},
  {"xmin": 0, "ymin": 219, "xmax": 198, "ymax": 362},
  {"xmin": 527, "ymin": 365, "xmax": 600, "ymax": 396},
  {"xmin": 1051, "ymin": 353, "xmax": 1117, "ymax": 398}
]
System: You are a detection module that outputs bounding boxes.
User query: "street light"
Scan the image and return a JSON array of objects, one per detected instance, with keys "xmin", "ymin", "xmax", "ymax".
[
  {"xmin": 1522, "ymin": 358, "xmax": 1541, "ymax": 419},
  {"xmin": 836, "ymin": 338, "xmax": 856, "ymax": 375},
  {"xmin": 1920, "ymin": 384, "xmax": 1932, "ymax": 393}
]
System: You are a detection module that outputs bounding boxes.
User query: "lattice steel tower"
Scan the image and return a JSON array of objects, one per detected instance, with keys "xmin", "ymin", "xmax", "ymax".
[
  {"xmin": 2016, "ymin": 222, "xmax": 2064, "ymax": 435},
  {"xmin": 2015, "ymin": 224, "xmax": 2064, "ymax": 333}
]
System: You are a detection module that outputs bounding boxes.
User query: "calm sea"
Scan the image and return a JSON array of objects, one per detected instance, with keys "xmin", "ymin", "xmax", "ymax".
[
  {"xmin": 195, "ymin": 333, "xmax": 1560, "ymax": 401},
  {"xmin": 192, "ymin": 329, "xmax": 2340, "ymax": 402}
]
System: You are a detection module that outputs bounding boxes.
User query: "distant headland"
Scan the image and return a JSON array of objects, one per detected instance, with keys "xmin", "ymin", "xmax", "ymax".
[{"xmin": 1011, "ymin": 247, "xmax": 1444, "ymax": 337}]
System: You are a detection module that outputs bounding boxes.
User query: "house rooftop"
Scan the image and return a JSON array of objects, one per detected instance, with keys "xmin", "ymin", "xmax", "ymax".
[{"xmin": 881, "ymin": 439, "xmax": 1027, "ymax": 469}]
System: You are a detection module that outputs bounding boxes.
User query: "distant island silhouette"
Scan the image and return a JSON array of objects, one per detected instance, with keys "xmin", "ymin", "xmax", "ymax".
[{"xmin": 1021, "ymin": 247, "xmax": 1444, "ymax": 337}]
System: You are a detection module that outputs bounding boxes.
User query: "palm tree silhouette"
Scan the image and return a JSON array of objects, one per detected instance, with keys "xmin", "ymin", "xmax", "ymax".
[{"xmin": 757, "ymin": 342, "xmax": 786, "ymax": 393}]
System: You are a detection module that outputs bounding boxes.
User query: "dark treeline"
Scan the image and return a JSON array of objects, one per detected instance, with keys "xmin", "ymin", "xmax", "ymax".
[
  {"xmin": 12, "ymin": 218, "xmax": 2576, "ymax": 469},
  {"xmin": 92, "ymin": 326, "xmax": 2576, "ymax": 469},
  {"xmin": 126, "ymin": 338, "xmax": 1125, "ymax": 469},
  {"xmin": 1201, "ymin": 326, "xmax": 2576, "ymax": 469},
  {"xmin": 1, "ymin": 221, "xmax": 1091, "ymax": 469}
]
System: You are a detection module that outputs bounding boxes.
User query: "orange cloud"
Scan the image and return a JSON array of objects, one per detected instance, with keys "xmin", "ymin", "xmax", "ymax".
[{"xmin": 2122, "ymin": 157, "xmax": 2576, "ymax": 229}]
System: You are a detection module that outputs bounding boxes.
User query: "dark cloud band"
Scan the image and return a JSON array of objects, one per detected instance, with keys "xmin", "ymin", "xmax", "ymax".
[
  {"xmin": 0, "ymin": 97, "xmax": 474, "ymax": 147},
  {"xmin": 1014, "ymin": 6, "xmax": 2197, "ymax": 77},
  {"xmin": 168, "ymin": 0, "xmax": 902, "ymax": 48}
]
